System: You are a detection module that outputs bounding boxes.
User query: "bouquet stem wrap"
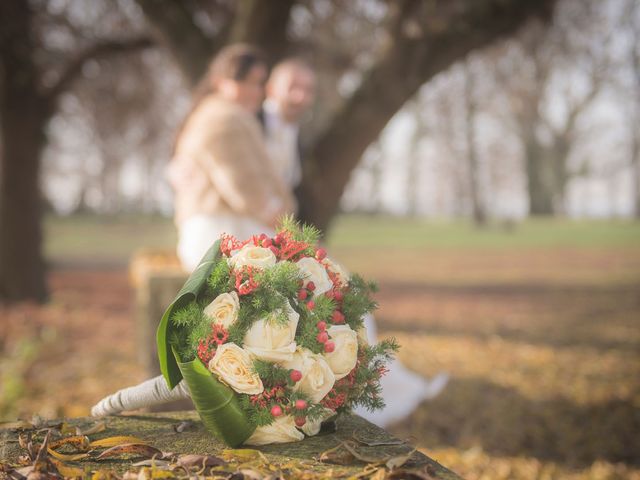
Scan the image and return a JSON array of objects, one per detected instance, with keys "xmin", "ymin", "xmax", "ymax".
[{"xmin": 157, "ymin": 241, "xmax": 255, "ymax": 447}]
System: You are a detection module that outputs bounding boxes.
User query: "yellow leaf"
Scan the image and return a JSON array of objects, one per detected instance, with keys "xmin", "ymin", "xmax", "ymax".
[
  {"xmin": 47, "ymin": 448, "xmax": 90, "ymax": 462},
  {"xmin": 49, "ymin": 457, "xmax": 85, "ymax": 478},
  {"xmin": 89, "ymin": 436, "xmax": 148, "ymax": 448},
  {"xmin": 221, "ymin": 448, "xmax": 266, "ymax": 462}
]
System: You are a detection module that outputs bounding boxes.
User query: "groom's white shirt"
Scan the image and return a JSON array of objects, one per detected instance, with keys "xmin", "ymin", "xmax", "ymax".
[{"xmin": 262, "ymin": 98, "xmax": 302, "ymax": 189}]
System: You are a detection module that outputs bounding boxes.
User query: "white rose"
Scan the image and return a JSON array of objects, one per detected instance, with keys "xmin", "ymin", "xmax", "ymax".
[
  {"xmin": 229, "ymin": 245, "xmax": 276, "ymax": 270},
  {"xmin": 208, "ymin": 343, "xmax": 263, "ymax": 395},
  {"xmin": 283, "ymin": 348, "xmax": 335, "ymax": 403},
  {"xmin": 244, "ymin": 415, "xmax": 305, "ymax": 446},
  {"xmin": 324, "ymin": 257, "xmax": 350, "ymax": 286},
  {"xmin": 301, "ymin": 408, "xmax": 336, "ymax": 437},
  {"xmin": 203, "ymin": 291, "xmax": 239, "ymax": 329},
  {"xmin": 296, "ymin": 257, "xmax": 332, "ymax": 296},
  {"xmin": 324, "ymin": 325, "xmax": 358, "ymax": 380},
  {"xmin": 243, "ymin": 300, "xmax": 299, "ymax": 363}
]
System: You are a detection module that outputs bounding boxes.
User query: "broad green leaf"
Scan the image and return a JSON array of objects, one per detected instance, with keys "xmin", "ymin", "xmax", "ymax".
[
  {"xmin": 156, "ymin": 241, "xmax": 222, "ymax": 388},
  {"xmin": 175, "ymin": 349, "xmax": 255, "ymax": 447}
]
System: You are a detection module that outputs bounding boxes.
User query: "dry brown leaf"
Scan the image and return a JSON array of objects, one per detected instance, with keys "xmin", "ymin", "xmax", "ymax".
[
  {"xmin": 176, "ymin": 454, "xmax": 226, "ymax": 469},
  {"xmin": 96, "ymin": 443, "xmax": 162, "ymax": 460},
  {"xmin": 80, "ymin": 422, "xmax": 107, "ymax": 436},
  {"xmin": 48, "ymin": 435, "xmax": 90, "ymax": 451},
  {"xmin": 385, "ymin": 448, "xmax": 417, "ymax": 470},
  {"xmin": 0, "ymin": 421, "xmax": 34, "ymax": 431},
  {"xmin": 317, "ymin": 442, "xmax": 357, "ymax": 465}
]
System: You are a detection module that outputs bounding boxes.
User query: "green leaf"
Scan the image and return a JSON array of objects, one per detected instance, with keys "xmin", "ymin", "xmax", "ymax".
[
  {"xmin": 175, "ymin": 347, "xmax": 255, "ymax": 447},
  {"xmin": 156, "ymin": 241, "xmax": 222, "ymax": 388}
]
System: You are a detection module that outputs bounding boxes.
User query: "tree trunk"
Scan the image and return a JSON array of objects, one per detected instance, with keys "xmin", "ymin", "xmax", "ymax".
[
  {"xmin": 525, "ymin": 137, "xmax": 554, "ymax": 215},
  {"xmin": 463, "ymin": 61, "xmax": 487, "ymax": 226},
  {"xmin": 297, "ymin": 0, "xmax": 555, "ymax": 231},
  {"xmin": 0, "ymin": 2, "xmax": 50, "ymax": 302}
]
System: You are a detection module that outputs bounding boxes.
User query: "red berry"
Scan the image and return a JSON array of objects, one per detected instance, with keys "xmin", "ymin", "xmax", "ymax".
[
  {"xmin": 316, "ymin": 331, "xmax": 329, "ymax": 343},
  {"xmin": 315, "ymin": 248, "xmax": 327, "ymax": 261},
  {"xmin": 333, "ymin": 290, "xmax": 344, "ymax": 301},
  {"xmin": 332, "ymin": 310, "xmax": 345, "ymax": 324},
  {"xmin": 269, "ymin": 246, "xmax": 279, "ymax": 256},
  {"xmin": 261, "ymin": 237, "xmax": 273, "ymax": 248},
  {"xmin": 298, "ymin": 289, "xmax": 308, "ymax": 301},
  {"xmin": 290, "ymin": 369, "xmax": 302, "ymax": 382},
  {"xmin": 295, "ymin": 399, "xmax": 308, "ymax": 410},
  {"xmin": 316, "ymin": 321, "xmax": 327, "ymax": 331},
  {"xmin": 294, "ymin": 417, "xmax": 306, "ymax": 427},
  {"xmin": 306, "ymin": 300, "xmax": 315, "ymax": 311},
  {"xmin": 324, "ymin": 341, "xmax": 335, "ymax": 353},
  {"xmin": 258, "ymin": 233, "xmax": 267, "ymax": 242},
  {"xmin": 307, "ymin": 281, "xmax": 316, "ymax": 291},
  {"xmin": 274, "ymin": 233, "xmax": 284, "ymax": 244},
  {"xmin": 271, "ymin": 405, "xmax": 283, "ymax": 417}
]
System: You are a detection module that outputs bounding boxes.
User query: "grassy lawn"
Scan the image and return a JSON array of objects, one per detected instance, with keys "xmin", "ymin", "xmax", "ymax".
[{"xmin": 5, "ymin": 214, "xmax": 638, "ymax": 479}]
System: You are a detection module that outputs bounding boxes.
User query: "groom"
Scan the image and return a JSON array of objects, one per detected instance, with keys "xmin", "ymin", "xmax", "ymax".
[{"xmin": 259, "ymin": 58, "xmax": 316, "ymax": 190}]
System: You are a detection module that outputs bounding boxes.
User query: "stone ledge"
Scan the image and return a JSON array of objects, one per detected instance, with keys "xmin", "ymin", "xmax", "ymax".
[{"xmin": 0, "ymin": 411, "xmax": 462, "ymax": 479}]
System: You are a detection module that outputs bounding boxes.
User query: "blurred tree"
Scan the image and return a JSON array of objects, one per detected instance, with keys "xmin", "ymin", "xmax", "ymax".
[
  {"xmin": 0, "ymin": 1, "xmax": 153, "ymax": 302},
  {"xmin": 489, "ymin": 0, "xmax": 611, "ymax": 215},
  {"xmin": 0, "ymin": 0, "xmax": 554, "ymax": 302},
  {"xmin": 133, "ymin": 0, "xmax": 555, "ymax": 230},
  {"xmin": 624, "ymin": 0, "xmax": 640, "ymax": 218}
]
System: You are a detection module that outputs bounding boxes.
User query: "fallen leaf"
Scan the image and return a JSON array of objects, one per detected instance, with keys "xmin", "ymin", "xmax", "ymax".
[
  {"xmin": 385, "ymin": 448, "xmax": 417, "ymax": 470},
  {"xmin": 131, "ymin": 459, "xmax": 171, "ymax": 468},
  {"xmin": 49, "ymin": 435, "xmax": 90, "ymax": 451},
  {"xmin": 352, "ymin": 433, "xmax": 405, "ymax": 447},
  {"xmin": 96, "ymin": 443, "xmax": 162, "ymax": 460},
  {"xmin": 59, "ymin": 423, "xmax": 77, "ymax": 436},
  {"xmin": 80, "ymin": 422, "xmax": 107, "ymax": 436},
  {"xmin": 317, "ymin": 442, "xmax": 356, "ymax": 465},
  {"xmin": 176, "ymin": 454, "xmax": 226, "ymax": 469},
  {"xmin": 173, "ymin": 421, "xmax": 195, "ymax": 433},
  {"xmin": 221, "ymin": 449, "xmax": 267, "ymax": 463},
  {"xmin": 90, "ymin": 436, "xmax": 148, "ymax": 448},
  {"xmin": 48, "ymin": 457, "xmax": 85, "ymax": 478},
  {"xmin": 0, "ymin": 421, "xmax": 34, "ymax": 431},
  {"xmin": 47, "ymin": 448, "xmax": 89, "ymax": 462}
]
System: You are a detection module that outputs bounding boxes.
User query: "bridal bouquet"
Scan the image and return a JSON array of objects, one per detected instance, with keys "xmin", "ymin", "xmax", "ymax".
[{"xmin": 157, "ymin": 218, "xmax": 398, "ymax": 447}]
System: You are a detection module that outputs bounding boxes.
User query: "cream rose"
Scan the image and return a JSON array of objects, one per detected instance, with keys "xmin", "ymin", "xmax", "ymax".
[
  {"xmin": 296, "ymin": 257, "xmax": 332, "ymax": 296},
  {"xmin": 324, "ymin": 325, "xmax": 358, "ymax": 380},
  {"xmin": 208, "ymin": 343, "xmax": 263, "ymax": 395},
  {"xmin": 244, "ymin": 415, "xmax": 305, "ymax": 445},
  {"xmin": 229, "ymin": 244, "xmax": 276, "ymax": 270},
  {"xmin": 243, "ymin": 300, "xmax": 299, "ymax": 363},
  {"xmin": 324, "ymin": 257, "xmax": 350, "ymax": 287},
  {"xmin": 283, "ymin": 348, "xmax": 335, "ymax": 403},
  {"xmin": 300, "ymin": 408, "xmax": 336, "ymax": 437},
  {"xmin": 203, "ymin": 291, "xmax": 239, "ymax": 329}
]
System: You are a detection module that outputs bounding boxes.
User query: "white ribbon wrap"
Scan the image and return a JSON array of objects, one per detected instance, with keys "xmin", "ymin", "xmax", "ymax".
[{"xmin": 91, "ymin": 375, "xmax": 191, "ymax": 417}]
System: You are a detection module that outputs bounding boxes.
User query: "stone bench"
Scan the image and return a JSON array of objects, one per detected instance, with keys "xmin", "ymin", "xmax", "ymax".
[{"xmin": 0, "ymin": 411, "xmax": 462, "ymax": 479}]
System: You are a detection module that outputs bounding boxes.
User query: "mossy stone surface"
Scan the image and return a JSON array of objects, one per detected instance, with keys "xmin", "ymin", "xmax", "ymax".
[{"xmin": 0, "ymin": 411, "xmax": 462, "ymax": 479}]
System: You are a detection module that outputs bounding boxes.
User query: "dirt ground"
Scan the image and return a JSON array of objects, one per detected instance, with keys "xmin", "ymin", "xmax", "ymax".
[{"xmin": 1, "ymin": 247, "xmax": 639, "ymax": 479}]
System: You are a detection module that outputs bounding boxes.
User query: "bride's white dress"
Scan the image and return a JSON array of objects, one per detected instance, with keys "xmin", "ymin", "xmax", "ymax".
[{"xmin": 353, "ymin": 314, "xmax": 449, "ymax": 427}]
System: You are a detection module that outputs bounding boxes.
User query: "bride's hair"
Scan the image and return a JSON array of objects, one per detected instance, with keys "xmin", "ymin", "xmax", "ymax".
[{"xmin": 173, "ymin": 44, "xmax": 267, "ymax": 154}]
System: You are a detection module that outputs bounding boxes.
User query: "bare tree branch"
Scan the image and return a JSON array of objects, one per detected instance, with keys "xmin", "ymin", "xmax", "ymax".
[
  {"xmin": 45, "ymin": 36, "xmax": 155, "ymax": 102},
  {"xmin": 229, "ymin": 0, "xmax": 295, "ymax": 62},
  {"xmin": 134, "ymin": 0, "xmax": 219, "ymax": 85}
]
